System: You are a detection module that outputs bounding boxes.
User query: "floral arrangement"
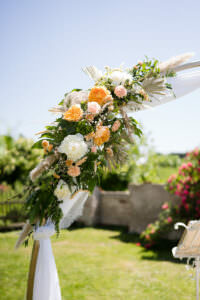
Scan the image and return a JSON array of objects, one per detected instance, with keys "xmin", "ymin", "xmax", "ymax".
[
  {"xmin": 140, "ymin": 148, "xmax": 200, "ymax": 248},
  {"xmin": 20, "ymin": 57, "xmax": 179, "ymax": 238}
]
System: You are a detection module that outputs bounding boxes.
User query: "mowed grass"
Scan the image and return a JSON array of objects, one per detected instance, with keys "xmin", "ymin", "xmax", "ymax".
[{"xmin": 0, "ymin": 226, "xmax": 196, "ymax": 300}]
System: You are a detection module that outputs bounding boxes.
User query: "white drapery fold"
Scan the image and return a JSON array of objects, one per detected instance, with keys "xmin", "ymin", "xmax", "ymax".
[
  {"xmin": 33, "ymin": 224, "xmax": 61, "ymax": 300},
  {"xmin": 124, "ymin": 70, "xmax": 200, "ymax": 112},
  {"xmin": 32, "ymin": 190, "xmax": 89, "ymax": 300},
  {"xmin": 59, "ymin": 190, "xmax": 89, "ymax": 229}
]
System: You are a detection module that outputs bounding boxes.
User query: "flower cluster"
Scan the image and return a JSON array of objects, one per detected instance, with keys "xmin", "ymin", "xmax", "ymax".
[
  {"xmin": 140, "ymin": 148, "xmax": 200, "ymax": 248},
  {"xmin": 24, "ymin": 58, "xmax": 174, "ymax": 233}
]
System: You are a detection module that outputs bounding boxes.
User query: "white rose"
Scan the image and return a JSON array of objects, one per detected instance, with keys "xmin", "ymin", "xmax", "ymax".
[
  {"xmin": 108, "ymin": 71, "xmax": 132, "ymax": 85},
  {"xmin": 58, "ymin": 133, "xmax": 88, "ymax": 161},
  {"xmin": 64, "ymin": 91, "xmax": 89, "ymax": 110},
  {"xmin": 54, "ymin": 180, "xmax": 74, "ymax": 200}
]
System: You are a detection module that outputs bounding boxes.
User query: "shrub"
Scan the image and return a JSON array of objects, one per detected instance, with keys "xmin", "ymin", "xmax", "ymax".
[
  {"xmin": 99, "ymin": 167, "xmax": 133, "ymax": 191},
  {"xmin": 0, "ymin": 135, "xmax": 42, "ymax": 185},
  {"xmin": 98, "ymin": 134, "xmax": 182, "ymax": 190},
  {"xmin": 140, "ymin": 147, "xmax": 200, "ymax": 248},
  {"xmin": 0, "ymin": 135, "xmax": 42, "ymax": 225}
]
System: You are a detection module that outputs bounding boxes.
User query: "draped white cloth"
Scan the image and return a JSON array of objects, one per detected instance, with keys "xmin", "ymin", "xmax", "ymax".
[
  {"xmin": 150, "ymin": 70, "xmax": 200, "ymax": 107},
  {"xmin": 124, "ymin": 70, "xmax": 200, "ymax": 112},
  {"xmin": 59, "ymin": 190, "xmax": 89, "ymax": 229},
  {"xmin": 33, "ymin": 224, "xmax": 61, "ymax": 300},
  {"xmin": 32, "ymin": 190, "xmax": 89, "ymax": 300}
]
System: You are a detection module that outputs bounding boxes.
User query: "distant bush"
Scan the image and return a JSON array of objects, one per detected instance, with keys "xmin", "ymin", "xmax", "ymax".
[
  {"xmin": 140, "ymin": 147, "xmax": 200, "ymax": 248},
  {"xmin": 99, "ymin": 167, "xmax": 133, "ymax": 191},
  {"xmin": 98, "ymin": 134, "xmax": 182, "ymax": 190},
  {"xmin": 0, "ymin": 135, "xmax": 42, "ymax": 225},
  {"xmin": 0, "ymin": 135, "xmax": 42, "ymax": 185}
]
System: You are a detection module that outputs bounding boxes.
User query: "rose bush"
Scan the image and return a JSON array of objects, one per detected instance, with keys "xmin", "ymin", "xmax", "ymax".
[{"xmin": 140, "ymin": 147, "xmax": 200, "ymax": 248}]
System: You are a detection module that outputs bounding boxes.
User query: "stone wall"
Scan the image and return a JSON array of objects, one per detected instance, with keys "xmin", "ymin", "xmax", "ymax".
[
  {"xmin": 78, "ymin": 183, "xmax": 180, "ymax": 235},
  {"xmin": 99, "ymin": 190, "xmax": 131, "ymax": 226},
  {"xmin": 128, "ymin": 183, "xmax": 179, "ymax": 233}
]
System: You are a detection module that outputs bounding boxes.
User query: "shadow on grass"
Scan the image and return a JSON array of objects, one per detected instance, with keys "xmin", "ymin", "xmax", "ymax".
[{"xmin": 69, "ymin": 223, "xmax": 185, "ymax": 264}]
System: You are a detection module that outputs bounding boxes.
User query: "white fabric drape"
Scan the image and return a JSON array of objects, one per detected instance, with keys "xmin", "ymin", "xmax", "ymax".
[
  {"xmin": 150, "ymin": 70, "xmax": 200, "ymax": 107},
  {"xmin": 124, "ymin": 70, "xmax": 200, "ymax": 112},
  {"xmin": 144, "ymin": 71, "xmax": 200, "ymax": 109},
  {"xmin": 32, "ymin": 190, "xmax": 89, "ymax": 300},
  {"xmin": 59, "ymin": 190, "xmax": 89, "ymax": 229},
  {"xmin": 33, "ymin": 224, "xmax": 61, "ymax": 300}
]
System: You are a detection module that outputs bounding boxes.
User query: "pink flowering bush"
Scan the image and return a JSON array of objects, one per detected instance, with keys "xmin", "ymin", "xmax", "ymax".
[{"xmin": 140, "ymin": 148, "xmax": 200, "ymax": 248}]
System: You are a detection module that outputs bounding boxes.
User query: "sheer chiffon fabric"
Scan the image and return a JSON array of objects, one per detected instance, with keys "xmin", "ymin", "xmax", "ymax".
[
  {"xmin": 152, "ymin": 70, "xmax": 200, "ymax": 107},
  {"xmin": 32, "ymin": 190, "xmax": 89, "ymax": 300},
  {"xmin": 33, "ymin": 227, "xmax": 61, "ymax": 300},
  {"xmin": 124, "ymin": 70, "xmax": 200, "ymax": 112}
]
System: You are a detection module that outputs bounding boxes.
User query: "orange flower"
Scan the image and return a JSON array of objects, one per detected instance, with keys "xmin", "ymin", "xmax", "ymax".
[
  {"xmin": 106, "ymin": 147, "xmax": 113, "ymax": 157},
  {"xmin": 85, "ymin": 132, "xmax": 95, "ymax": 141},
  {"xmin": 94, "ymin": 126, "xmax": 110, "ymax": 146},
  {"xmin": 42, "ymin": 140, "xmax": 49, "ymax": 149},
  {"xmin": 65, "ymin": 159, "xmax": 73, "ymax": 167},
  {"xmin": 89, "ymin": 86, "xmax": 110, "ymax": 106},
  {"xmin": 67, "ymin": 165, "xmax": 80, "ymax": 177},
  {"xmin": 48, "ymin": 144, "xmax": 53, "ymax": 152},
  {"xmin": 76, "ymin": 156, "xmax": 87, "ymax": 166},
  {"xmin": 53, "ymin": 173, "xmax": 60, "ymax": 179},
  {"xmin": 63, "ymin": 105, "xmax": 83, "ymax": 122},
  {"xmin": 85, "ymin": 114, "xmax": 95, "ymax": 122}
]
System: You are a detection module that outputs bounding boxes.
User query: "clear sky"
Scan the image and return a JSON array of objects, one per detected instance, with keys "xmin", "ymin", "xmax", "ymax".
[{"xmin": 1, "ymin": 0, "xmax": 200, "ymax": 153}]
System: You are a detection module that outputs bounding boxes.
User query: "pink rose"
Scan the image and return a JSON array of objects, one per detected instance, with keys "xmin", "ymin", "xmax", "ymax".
[
  {"xmin": 183, "ymin": 190, "xmax": 189, "ymax": 195},
  {"xmin": 180, "ymin": 163, "xmax": 188, "ymax": 170},
  {"xmin": 187, "ymin": 162, "xmax": 193, "ymax": 168},
  {"xmin": 136, "ymin": 242, "xmax": 141, "ymax": 247},
  {"xmin": 114, "ymin": 85, "xmax": 127, "ymax": 98},
  {"xmin": 167, "ymin": 217, "xmax": 173, "ymax": 223},
  {"xmin": 91, "ymin": 146, "xmax": 97, "ymax": 153},
  {"xmin": 87, "ymin": 102, "xmax": 101, "ymax": 115},
  {"xmin": 162, "ymin": 203, "xmax": 169, "ymax": 210},
  {"xmin": 145, "ymin": 234, "xmax": 150, "ymax": 240},
  {"xmin": 184, "ymin": 203, "xmax": 189, "ymax": 212},
  {"xmin": 168, "ymin": 174, "xmax": 176, "ymax": 183},
  {"xmin": 194, "ymin": 148, "xmax": 199, "ymax": 156}
]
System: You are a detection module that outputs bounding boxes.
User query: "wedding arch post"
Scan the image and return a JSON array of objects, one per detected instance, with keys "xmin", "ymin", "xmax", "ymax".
[{"xmin": 26, "ymin": 241, "xmax": 40, "ymax": 300}]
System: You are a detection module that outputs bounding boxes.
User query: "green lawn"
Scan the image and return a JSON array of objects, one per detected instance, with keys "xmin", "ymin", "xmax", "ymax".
[{"xmin": 0, "ymin": 227, "xmax": 195, "ymax": 300}]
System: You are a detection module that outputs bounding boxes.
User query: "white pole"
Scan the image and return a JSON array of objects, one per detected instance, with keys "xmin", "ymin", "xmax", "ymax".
[{"xmin": 196, "ymin": 258, "xmax": 200, "ymax": 300}]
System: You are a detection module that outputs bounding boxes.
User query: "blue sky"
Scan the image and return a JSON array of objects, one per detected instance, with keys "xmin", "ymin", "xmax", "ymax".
[{"xmin": 1, "ymin": 0, "xmax": 200, "ymax": 153}]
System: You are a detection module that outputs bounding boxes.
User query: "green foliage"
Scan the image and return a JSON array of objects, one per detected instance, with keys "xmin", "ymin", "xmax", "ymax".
[
  {"xmin": 128, "ymin": 135, "xmax": 182, "ymax": 184},
  {"xmin": 130, "ymin": 57, "xmax": 160, "ymax": 80},
  {"xmin": 76, "ymin": 120, "xmax": 93, "ymax": 135},
  {"xmin": 99, "ymin": 168, "xmax": 133, "ymax": 191},
  {"xmin": 0, "ymin": 135, "xmax": 42, "ymax": 185},
  {"xmin": 98, "ymin": 134, "xmax": 182, "ymax": 191}
]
